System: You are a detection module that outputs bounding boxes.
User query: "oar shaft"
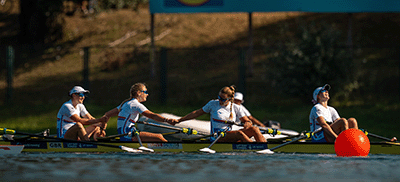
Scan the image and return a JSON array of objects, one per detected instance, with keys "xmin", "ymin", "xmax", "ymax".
[
  {"xmin": 269, "ymin": 135, "xmax": 307, "ymax": 151},
  {"xmin": 97, "ymin": 132, "xmax": 131, "ymax": 140},
  {"xmin": 269, "ymin": 128, "xmax": 322, "ymax": 151},
  {"xmin": 2, "ymin": 128, "xmax": 128, "ymax": 150},
  {"xmin": 206, "ymin": 127, "xmax": 230, "ymax": 148},
  {"xmin": 131, "ymin": 127, "xmax": 144, "ymax": 146},
  {"xmin": 366, "ymin": 132, "xmax": 396, "ymax": 142}
]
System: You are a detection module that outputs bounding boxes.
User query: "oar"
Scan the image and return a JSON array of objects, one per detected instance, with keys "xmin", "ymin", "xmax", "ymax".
[
  {"xmin": 7, "ymin": 129, "xmax": 51, "ymax": 140},
  {"xmin": 97, "ymin": 132, "xmax": 132, "ymax": 141},
  {"xmin": 136, "ymin": 120, "xmax": 201, "ymax": 135},
  {"xmin": 199, "ymin": 127, "xmax": 230, "ymax": 154},
  {"xmin": 130, "ymin": 126, "xmax": 154, "ymax": 152},
  {"xmin": 1, "ymin": 128, "xmax": 142, "ymax": 153},
  {"xmin": 361, "ymin": 129, "xmax": 398, "ymax": 143},
  {"xmin": 256, "ymin": 126, "xmax": 299, "ymax": 136},
  {"xmin": 182, "ymin": 134, "xmax": 214, "ymax": 141},
  {"xmin": 235, "ymin": 124, "xmax": 299, "ymax": 137},
  {"xmin": 256, "ymin": 128, "xmax": 323, "ymax": 154},
  {"xmin": 230, "ymin": 121, "xmax": 299, "ymax": 137},
  {"xmin": 161, "ymin": 131, "xmax": 181, "ymax": 136}
]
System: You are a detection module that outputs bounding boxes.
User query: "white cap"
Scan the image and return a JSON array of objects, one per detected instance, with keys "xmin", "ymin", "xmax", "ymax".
[
  {"xmin": 69, "ymin": 86, "xmax": 90, "ymax": 96},
  {"xmin": 234, "ymin": 92, "xmax": 244, "ymax": 102},
  {"xmin": 312, "ymin": 84, "xmax": 330, "ymax": 102}
]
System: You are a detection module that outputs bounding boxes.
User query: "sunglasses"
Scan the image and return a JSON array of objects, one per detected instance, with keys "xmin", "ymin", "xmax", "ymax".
[
  {"xmin": 76, "ymin": 93, "xmax": 86, "ymax": 97},
  {"xmin": 141, "ymin": 90, "xmax": 148, "ymax": 94},
  {"xmin": 218, "ymin": 95, "xmax": 230, "ymax": 102}
]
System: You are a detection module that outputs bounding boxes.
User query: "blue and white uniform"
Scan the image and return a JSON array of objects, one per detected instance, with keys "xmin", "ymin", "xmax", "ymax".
[
  {"xmin": 235, "ymin": 105, "xmax": 251, "ymax": 124},
  {"xmin": 309, "ymin": 103, "xmax": 340, "ymax": 142},
  {"xmin": 57, "ymin": 100, "xmax": 89, "ymax": 138},
  {"xmin": 117, "ymin": 99, "xmax": 148, "ymax": 141},
  {"xmin": 202, "ymin": 100, "xmax": 246, "ymax": 141}
]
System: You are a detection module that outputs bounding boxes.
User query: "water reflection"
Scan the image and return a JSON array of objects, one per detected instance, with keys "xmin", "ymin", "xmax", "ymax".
[{"xmin": 1, "ymin": 153, "xmax": 400, "ymax": 181}]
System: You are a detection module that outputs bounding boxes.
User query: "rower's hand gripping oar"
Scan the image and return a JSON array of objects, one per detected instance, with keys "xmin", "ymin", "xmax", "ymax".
[
  {"xmin": 257, "ymin": 128, "xmax": 323, "ymax": 154},
  {"xmin": 1, "ymin": 128, "xmax": 142, "ymax": 153},
  {"xmin": 130, "ymin": 126, "xmax": 154, "ymax": 152},
  {"xmin": 199, "ymin": 127, "xmax": 230, "ymax": 154}
]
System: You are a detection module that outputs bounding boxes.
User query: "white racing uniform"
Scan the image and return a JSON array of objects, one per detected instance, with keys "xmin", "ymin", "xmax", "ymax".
[
  {"xmin": 117, "ymin": 99, "xmax": 148, "ymax": 141},
  {"xmin": 235, "ymin": 105, "xmax": 251, "ymax": 124},
  {"xmin": 309, "ymin": 103, "xmax": 340, "ymax": 142},
  {"xmin": 202, "ymin": 100, "xmax": 246, "ymax": 141},
  {"xmin": 57, "ymin": 100, "xmax": 89, "ymax": 138}
]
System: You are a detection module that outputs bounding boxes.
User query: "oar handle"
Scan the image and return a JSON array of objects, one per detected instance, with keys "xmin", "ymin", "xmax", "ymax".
[{"xmin": 1, "ymin": 128, "xmax": 16, "ymax": 135}]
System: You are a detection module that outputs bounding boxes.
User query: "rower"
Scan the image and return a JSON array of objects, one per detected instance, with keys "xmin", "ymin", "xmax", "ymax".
[
  {"xmin": 57, "ymin": 86, "xmax": 108, "ymax": 141},
  {"xmin": 309, "ymin": 84, "xmax": 356, "ymax": 143},
  {"xmin": 102, "ymin": 83, "xmax": 178, "ymax": 142},
  {"xmin": 168, "ymin": 85, "xmax": 266, "ymax": 143}
]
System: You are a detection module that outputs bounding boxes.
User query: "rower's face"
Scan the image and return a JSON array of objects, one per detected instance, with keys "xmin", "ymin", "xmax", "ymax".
[
  {"xmin": 137, "ymin": 86, "xmax": 148, "ymax": 102},
  {"xmin": 73, "ymin": 93, "xmax": 85, "ymax": 104},
  {"xmin": 218, "ymin": 93, "xmax": 230, "ymax": 106},
  {"xmin": 233, "ymin": 99, "xmax": 242, "ymax": 105},
  {"xmin": 318, "ymin": 90, "xmax": 330, "ymax": 101}
]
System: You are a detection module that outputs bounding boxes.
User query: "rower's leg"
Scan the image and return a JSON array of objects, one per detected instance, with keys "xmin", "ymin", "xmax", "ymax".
[
  {"xmin": 331, "ymin": 118, "xmax": 348, "ymax": 134},
  {"xmin": 87, "ymin": 123, "xmax": 107, "ymax": 141},
  {"xmin": 64, "ymin": 123, "xmax": 89, "ymax": 141},
  {"xmin": 347, "ymin": 118, "xmax": 358, "ymax": 129},
  {"xmin": 137, "ymin": 131, "xmax": 168, "ymax": 142},
  {"xmin": 85, "ymin": 125, "xmax": 100, "ymax": 140},
  {"xmin": 241, "ymin": 126, "xmax": 267, "ymax": 142},
  {"xmin": 219, "ymin": 130, "xmax": 253, "ymax": 142}
]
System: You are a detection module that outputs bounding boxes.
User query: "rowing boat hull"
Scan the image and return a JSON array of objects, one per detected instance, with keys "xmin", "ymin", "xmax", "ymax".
[
  {"xmin": 138, "ymin": 114, "xmax": 298, "ymax": 141},
  {"xmin": 0, "ymin": 145, "xmax": 24, "ymax": 154},
  {"xmin": 1, "ymin": 140, "xmax": 399, "ymax": 155}
]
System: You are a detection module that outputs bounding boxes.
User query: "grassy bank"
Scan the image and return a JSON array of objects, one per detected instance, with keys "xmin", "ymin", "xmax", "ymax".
[{"xmin": 1, "ymin": 103, "xmax": 398, "ymax": 142}]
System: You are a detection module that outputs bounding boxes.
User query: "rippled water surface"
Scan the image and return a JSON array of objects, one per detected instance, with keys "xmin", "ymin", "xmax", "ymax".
[{"xmin": 1, "ymin": 152, "xmax": 400, "ymax": 181}]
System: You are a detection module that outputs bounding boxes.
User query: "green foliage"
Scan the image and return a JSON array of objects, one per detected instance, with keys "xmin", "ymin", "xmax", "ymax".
[{"xmin": 265, "ymin": 20, "xmax": 359, "ymax": 102}]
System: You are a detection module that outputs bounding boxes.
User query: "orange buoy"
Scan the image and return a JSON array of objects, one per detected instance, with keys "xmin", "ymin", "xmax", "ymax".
[{"xmin": 334, "ymin": 128, "xmax": 370, "ymax": 157}]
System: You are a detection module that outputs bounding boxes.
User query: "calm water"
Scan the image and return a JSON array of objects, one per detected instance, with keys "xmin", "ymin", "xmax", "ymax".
[{"xmin": 1, "ymin": 152, "xmax": 400, "ymax": 182}]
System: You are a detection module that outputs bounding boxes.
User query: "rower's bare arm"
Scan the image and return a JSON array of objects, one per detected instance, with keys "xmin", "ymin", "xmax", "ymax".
[
  {"xmin": 240, "ymin": 116, "xmax": 252, "ymax": 129},
  {"xmin": 248, "ymin": 115, "xmax": 265, "ymax": 127},
  {"xmin": 104, "ymin": 108, "xmax": 119, "ymax": 118},
  {"xmin": 317, "ymin": 116, "xmax": 337, "ymax": 138},
  {"xmin": 141, "ymin": 110, "xmax": 177, "ymax": 124},
  {"xmin": 70, "ymin": 114, "xmax": 107, "ymax": 125},
  {"xmin": 84, "ymin": 113, "xmax": 95, "ymax": 120},
  {"xmin": 176, "ymin": 109, "xmax": 206, "ymax": 124}
]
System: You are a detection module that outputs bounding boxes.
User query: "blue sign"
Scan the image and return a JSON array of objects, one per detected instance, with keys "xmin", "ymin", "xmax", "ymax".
[{"xmin": 150, "ymin": 0, "xmax": 400, "ymax": 13}]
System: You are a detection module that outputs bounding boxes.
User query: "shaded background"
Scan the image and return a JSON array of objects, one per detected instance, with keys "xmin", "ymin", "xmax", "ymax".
[{"xmin": 0, "ymin": 1, "xmax": 399, "ymax": 136}]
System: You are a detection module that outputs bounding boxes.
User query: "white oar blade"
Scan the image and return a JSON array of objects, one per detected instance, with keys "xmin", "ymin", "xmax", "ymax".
[
  {"xmin": 256, "ymin": 149, "xmax": 274, "ymax": 154},
  {"xmin": 199, "ymin": 147, "xmax": 216, "ymax": 154},
  {"xmin": 121, "ymin": 146, "xmax": 142, "ymax": 153},
  {"xmin": 138, "ymin": 146, "xmax": 154, "ymax": 152}
]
